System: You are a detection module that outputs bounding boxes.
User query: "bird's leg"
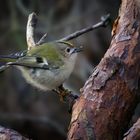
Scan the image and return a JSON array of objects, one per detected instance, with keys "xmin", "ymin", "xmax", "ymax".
[
  {"xmin": 52, "ymin": 86, "xmax": 67, "ymax": 102},
  {"xmin": 55, "ymin": 85, "xmax": 71, "ymax": 102},
  {"xmin": 54, "ymin": 85, "xmax": 79, "ymax": 101},
  {"xmin": 54, "ymin": 85, "xmax": 79, "ymax": 113}
]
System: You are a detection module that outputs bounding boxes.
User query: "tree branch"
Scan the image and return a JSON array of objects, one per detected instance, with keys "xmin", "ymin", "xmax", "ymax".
[
  {"xmin": 26, "ymin": 13, "xmax": 110, "ymax": 50},
  {"xmin": 26, "ymin": 12, "xmax": 37, "ymax": 50},
  {"xmin": 67, "ymin": 0, "xmax": 140, "ymax": 139},
  {"xmin": 58, "ymin": 14, "xmax": 110, "ymax": 41},
  {"xmin": 0, "ymin": 125, "xmax": 29, "ymax": 140},
  {"xmin": 36, "ymin": 33, "xmax": 47, "ymax": 45},
  {"xmin": 123, "ymin": 118, "xmax": 140, "ymax": 140}
]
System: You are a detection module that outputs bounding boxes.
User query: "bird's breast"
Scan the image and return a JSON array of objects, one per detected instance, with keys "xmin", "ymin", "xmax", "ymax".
[{"xmin": 17, "ymin": 55, "xmax": 76, "ymax": 91}]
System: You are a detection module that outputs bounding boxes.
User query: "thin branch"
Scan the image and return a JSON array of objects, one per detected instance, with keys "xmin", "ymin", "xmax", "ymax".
[
  {"xmin": 26, "ymin": 13, "xmax": 110, "ymax": 48},
  {"xmin": 26, "ymin": 12, "xmax": 37, "ymax": 50},
  {"xmin": 123, "ymin": 118, "xmax": 140, "ymax": 140},
  {"xmin": 36, "ymin": 33, "xmax": 48, "ymax": 45},
  {"xmin": 58, "ymin": 14, "xmax": 110, "ymax": 41}
]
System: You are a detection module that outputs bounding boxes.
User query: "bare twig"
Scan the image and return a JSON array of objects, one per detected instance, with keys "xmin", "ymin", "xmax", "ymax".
[
  {"xmin": 26, "ymin": 13, "xmax": 110, "ymax": 49},
  {"xmin": 58, "ymin": 14, "xmax": 110, "ymax": 41},
  {"xmin": 36, "ymin": 33, "xmax": 48, "ymax": 45},
  {"xmin": 26, "ymin": 12, "xmax": 37, "ymax": 50},
  {"xmin": 37, "ymin": 14, "xmax": 110, "ymax": 45}
]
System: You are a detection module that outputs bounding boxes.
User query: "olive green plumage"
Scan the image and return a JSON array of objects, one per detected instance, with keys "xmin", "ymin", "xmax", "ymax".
[
  {"xmin": 28, "ymin": 43, "xmax": 62, "ymax": 64},
  {"xmin": 0, "ymin": 41, "xmax": 81, "ymax": 91}
]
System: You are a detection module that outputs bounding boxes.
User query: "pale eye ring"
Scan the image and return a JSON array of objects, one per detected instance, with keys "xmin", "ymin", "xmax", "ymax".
[{"xmin": 65, "ymin": 47, "xmax": 71, "ymax": 53}]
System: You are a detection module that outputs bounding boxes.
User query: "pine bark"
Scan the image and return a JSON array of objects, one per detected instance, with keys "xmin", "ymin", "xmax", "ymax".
[{"xmin": 67, "ymin": 0, "xmax": 140, "ymax": 139}]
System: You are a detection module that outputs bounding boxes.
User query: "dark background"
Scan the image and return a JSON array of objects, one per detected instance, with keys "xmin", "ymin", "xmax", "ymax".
[{"xmin": 0, "ymin": 0, "xmax": 120, "ymax": 139}]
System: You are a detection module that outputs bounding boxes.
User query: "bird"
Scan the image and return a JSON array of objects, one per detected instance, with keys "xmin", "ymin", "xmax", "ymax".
[{"xmin": 0, "ymin": 41, "xmax": 82, "ymax": 101}]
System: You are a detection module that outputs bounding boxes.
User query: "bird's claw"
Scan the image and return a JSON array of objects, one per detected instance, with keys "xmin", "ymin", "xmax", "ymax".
[{"xmin": 57, "ymin": 86, "xmax": 71, "ymax": 102}]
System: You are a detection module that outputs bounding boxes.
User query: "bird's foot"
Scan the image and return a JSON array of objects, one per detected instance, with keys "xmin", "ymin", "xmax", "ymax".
[
  {"xmin": 58, "ymin": 86, "xmax": 71, "ymax": 102},
  {"xmin": 57, "ymin": 85, "xmax": 79, "ymax": 102},
  {"xmin": 53, "ymin": 85, "xmax": 79, "ymax": 113}
]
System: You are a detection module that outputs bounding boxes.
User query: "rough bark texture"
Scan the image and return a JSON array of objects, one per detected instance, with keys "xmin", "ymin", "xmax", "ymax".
[
  {"xmin": 123, "ymin": 118, "xmax": 140, "ymax": 140},
  {"xmin": 0, "ymin": 125, "xmax": 29, "ymax": 140},
  {"xmin": 67, "ymin": 0, "xmax": 140, "ymax": 139}
]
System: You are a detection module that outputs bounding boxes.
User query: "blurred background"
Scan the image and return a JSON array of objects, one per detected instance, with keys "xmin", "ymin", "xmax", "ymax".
[{"xmin": 0, "ymin": 0, "xmax": 120, "ymax": 139}]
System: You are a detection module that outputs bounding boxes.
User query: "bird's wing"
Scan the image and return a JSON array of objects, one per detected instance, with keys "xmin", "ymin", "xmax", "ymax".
[
  {"xmin": 0, "ymin": 50, "xmax": 27, "ymax": 64},
  {"xmin": 0, "ymin": 50, "xmax": 27, "ymax": 59},
  {"xmin": 8, "ymin": 56, "xmax": 60, "ymax": 70}
]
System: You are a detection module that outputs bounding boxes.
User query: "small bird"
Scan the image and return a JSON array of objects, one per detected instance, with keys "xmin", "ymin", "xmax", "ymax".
[{"xmin": 0, "ymin": 41, "xmax": 83, "ymax": 101}]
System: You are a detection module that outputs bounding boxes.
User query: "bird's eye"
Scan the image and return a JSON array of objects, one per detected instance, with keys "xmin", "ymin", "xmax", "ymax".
[{"xmin": 65, "ymin": 47, "xmax": 71, "ymax": 53}]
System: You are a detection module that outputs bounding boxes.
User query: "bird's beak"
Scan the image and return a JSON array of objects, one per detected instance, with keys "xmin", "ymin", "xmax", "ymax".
[{"xmin": 72, "ymin": 46, "xmax": 84, "ymax": 54}]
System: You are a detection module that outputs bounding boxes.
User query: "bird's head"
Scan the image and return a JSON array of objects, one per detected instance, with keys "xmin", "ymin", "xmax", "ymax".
[{"xmin": 55, "ymin": 41, "xmax": 83, "ymax": 60}]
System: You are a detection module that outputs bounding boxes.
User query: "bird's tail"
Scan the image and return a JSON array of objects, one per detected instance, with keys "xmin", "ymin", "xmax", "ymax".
[
  {"xmin": 0, "ymin": 55, "xmax": 17, "ymax": 73},
  {"xmin": 0, "ymin": 65, "xmax": 10, "ymax": 72}
]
